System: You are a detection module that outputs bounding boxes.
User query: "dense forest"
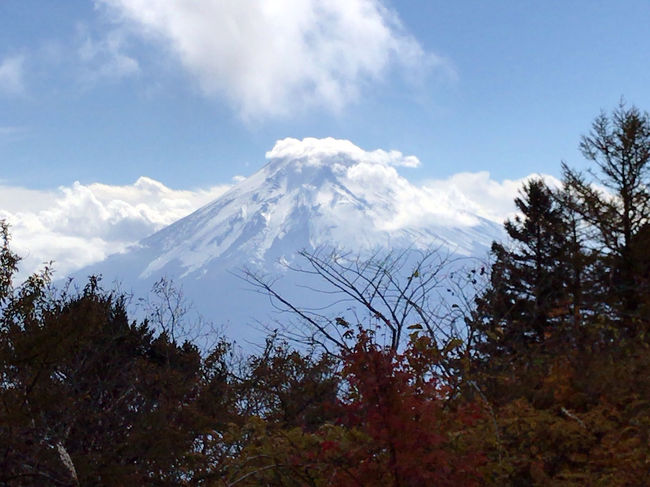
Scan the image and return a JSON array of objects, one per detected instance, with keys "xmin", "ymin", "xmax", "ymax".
[{"xmin": 1, "ymin": 103, "xmax": 649, "ymax": 485}]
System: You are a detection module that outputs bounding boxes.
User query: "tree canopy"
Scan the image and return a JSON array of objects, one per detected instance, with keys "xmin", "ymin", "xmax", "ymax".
[{"xmin": 2, "ymin": 103, "xmax": 650, "ymax": 485}]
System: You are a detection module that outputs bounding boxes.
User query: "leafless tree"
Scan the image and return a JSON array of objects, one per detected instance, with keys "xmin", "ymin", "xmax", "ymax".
[
  {"xmin": 243, "ymin": 246, "xmax": 489, "ymax": 363},
  {"xmin": 137, "ymin": 276, "xmax": 224, "ymax": 352}
]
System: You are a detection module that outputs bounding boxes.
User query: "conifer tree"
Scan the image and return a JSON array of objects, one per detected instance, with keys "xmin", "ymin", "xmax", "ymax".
[
  {"xmin": 563, "ymin": 102, "xmax": 650, "ymax": 326},
  {"xmin": 474, "ymin": 179, "xmax": 573, "ymax": 361}
]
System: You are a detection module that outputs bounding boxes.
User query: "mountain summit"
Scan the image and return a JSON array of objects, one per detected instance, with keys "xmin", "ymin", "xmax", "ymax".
[
  {"xmin": 76, "ymin": 138, "xmax": 503, "ymax": 342},
  {"xmin": 139, "ymin": 138, "xmax": 498, "ymax": 277}
]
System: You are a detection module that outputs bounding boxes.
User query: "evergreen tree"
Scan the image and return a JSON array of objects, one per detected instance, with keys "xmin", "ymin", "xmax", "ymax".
[
  {"xmin": 474, "ymin": 179, "xmax": 573, "ymax": 361},
  {"xmin": 468, "ymin": 106, "xmax": 650, "ymax": 484},
  {"xmin": 563, "ymin": 102, "xmax": 650, "ymax": 326}
]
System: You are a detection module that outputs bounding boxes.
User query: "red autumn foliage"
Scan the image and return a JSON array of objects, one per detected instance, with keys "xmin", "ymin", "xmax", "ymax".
[{"xmin": 327, "ymin": 331, "xmax": 485, "ymax": 487}]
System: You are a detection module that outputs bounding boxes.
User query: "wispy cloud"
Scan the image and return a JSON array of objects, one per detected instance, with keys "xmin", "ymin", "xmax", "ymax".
[
  {"xmin": 0, "ymin": 126, "xmax": 27, "ymax": 136},
  {"xmin": 422, "ymin": 171, "xmax": 562, "ymax": 224},
  {"xmin": 77, "ymin": 27, "xmax": 140, "ymax": 82},
  {"xmin": 0, "ymin": 55, "xmax": 26, "ymax": 95},
  {"xmin": 95, "ymin": 0, "xmax": 449, "ymax": 119}
]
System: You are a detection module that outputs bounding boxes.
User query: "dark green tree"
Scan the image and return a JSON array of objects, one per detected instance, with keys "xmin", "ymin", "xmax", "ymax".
[
  {"xmin": 0, "ymin": 227, "xmax": 221, "ymax": 485},
  {"xmin": 474, "ymin": 179, "xmax": 575, "ymax": 362},
  {"xmin": 0, "ymin": 280, "xmax": 204, "ymax": 485}
]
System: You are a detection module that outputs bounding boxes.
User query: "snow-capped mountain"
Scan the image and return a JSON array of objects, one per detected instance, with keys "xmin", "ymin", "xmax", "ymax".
[{"xmin": 75, "ymin": 138, "xmax": 503, "ymax": 345}]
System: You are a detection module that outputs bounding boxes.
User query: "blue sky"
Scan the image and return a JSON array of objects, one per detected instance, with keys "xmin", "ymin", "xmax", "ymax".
[
  {"xmin": 3, "ymin": 1, "xmax": 650, "ymax": 188},
  {"xmin": 1, "ymin": 1, "xmax": 650, "ymax": 274}
]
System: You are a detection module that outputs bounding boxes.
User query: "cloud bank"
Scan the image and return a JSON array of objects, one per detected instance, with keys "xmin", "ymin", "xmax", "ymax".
[
  {"xmin": 96, "ymin": 0, "xmax": 443, "ymax": 118},
  {"xmin": 0, "ymin": 178, "xmax": 230, "ymax": 278},
  {"xmin": 422, "ymin": 171, "xmax": 561, "ymax": 225}
]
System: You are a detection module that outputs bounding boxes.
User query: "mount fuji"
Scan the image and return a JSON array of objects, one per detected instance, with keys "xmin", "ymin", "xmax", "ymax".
[{"xmin": 74, "ymin": 138, "xmax": 504, "ymax": 345}]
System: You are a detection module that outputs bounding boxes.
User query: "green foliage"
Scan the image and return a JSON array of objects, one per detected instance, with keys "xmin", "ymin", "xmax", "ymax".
[
  {"xmin": 0, "ymin": 221, "xmax": 19, "ymax": 305},
  {"xmin": 474, "ymin": 335, "xmax": 650, "ymax": 486},
  {"xmin": 474, "ymin": 179, "xmax": 575, "ymax": 359},
  {"xmin": 0, "ymin": 276, "xmax": 205, "ymax": 484}
]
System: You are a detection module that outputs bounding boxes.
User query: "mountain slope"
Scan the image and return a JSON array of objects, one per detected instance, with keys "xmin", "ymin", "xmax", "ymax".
[{"xmin": 74, "ymin": 138, "xmax": 503, "ymax": 344}]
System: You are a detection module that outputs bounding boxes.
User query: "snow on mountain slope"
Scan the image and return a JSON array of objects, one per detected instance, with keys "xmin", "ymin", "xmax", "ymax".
[
  {"xmin": 74, "ymin": 138, "xmax": 503, "ymax": 344},
  {"xmin": 138, "ymin": 137, "xmax": 498, "ymax": 277}
]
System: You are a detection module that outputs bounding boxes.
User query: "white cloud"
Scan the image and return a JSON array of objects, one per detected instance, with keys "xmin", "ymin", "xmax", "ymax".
[
  {"xmin": 96, "ymin": 0, "xmax": 445, "ymax": 118},
  {"xmin": 0, "ymin": 177, "xmax": 230, "ymax": 277},
  {"xmin": 266, "ymin": 136, "xmax": 421, "ymax": 168},
  {"xmin": 422, "ymin": 171, "xmax": 562, "ymax": 224},
  {"xmin": 0, "ymin": 55, "xmax": 25, "ymax": 95},
  {"xmin": 265, "ymin": 137, "xmax": 552, "ymax": 232},
  {"xmin": 78, "ymin": 28, "xmax": 140, "ymax": 81}
]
